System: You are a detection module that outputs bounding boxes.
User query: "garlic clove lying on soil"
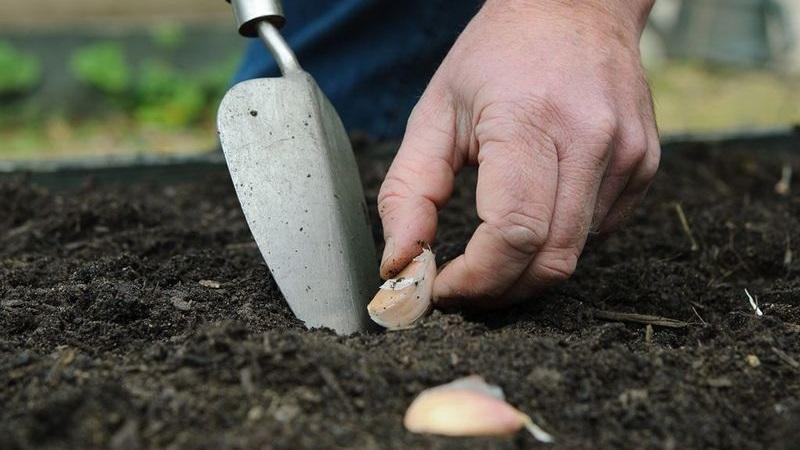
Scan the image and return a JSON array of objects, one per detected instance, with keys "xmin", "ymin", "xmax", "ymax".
[
  {"xmin": 367, "ymin": 248, "xmax": 436, "ymax": 330},
  {"xmin": 403, "ymin": 375, "xmax": 554, "ymax": 443}
]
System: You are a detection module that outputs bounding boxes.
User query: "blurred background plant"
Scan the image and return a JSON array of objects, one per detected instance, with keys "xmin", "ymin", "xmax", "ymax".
[
  {"xmin": 68, "ymin": 42, "xmax": 224, "ymax": 128},
  {"xmin": 0, "ymin": 0, "xmax": 799, "ymax": 160},
  {"xmin": 70, "ymin": 42, "xmax": 131, "ymax": 97},
  {"xmin": 0, "ymin": 41, "xmax": 41, "ymax": 98}
]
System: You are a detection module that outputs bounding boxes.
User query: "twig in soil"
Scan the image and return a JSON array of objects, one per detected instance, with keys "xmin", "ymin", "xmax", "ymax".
[
  {"xmin": 1, "ymin": 220, "xmax": 33, "ymax": 241},
  {"xmin": 673, "ymin": 203, "xmax": 699, "ymax": 252},
  {"xmin": 771, "ymin": 347, "xmax": 800, "ymax": 369},
  {"xmin": 744, "ymin": 289, "xmax": 763, "ymax": 317},
  {"xmin": 697, "ymin": 165, "xmax": 733, "ymax": 196},
  {"xmin": 691, "ymin": 306, "xmax": 707, "ymax": 326},
  {"xmin": 645, "ymin": 324, "xmax": 654, "ymax": 345},
  {"xmin": 774, "ymin": 163, "xmax": 792, "ymax": 196},
  {"xmin": 594, "ymin": 310, "xmax": 689, "ymax": 328},
  {"xmin": 688, "ymin": 300, "xmax": 707, "ymax": 310},
  {"xmin": 706, "ymin": 266, "xmax": 739, "ymax": 288},
  {"xmin": 240, "ymin": 368, "xmax": 256, "ymax": 396},
  {"xmin": 784, "ymin": 235, "xmax": 793, "ymax": 267}
]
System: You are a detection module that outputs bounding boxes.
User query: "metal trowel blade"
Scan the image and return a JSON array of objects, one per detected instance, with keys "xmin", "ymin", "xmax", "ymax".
[{"xmin": 217, "ymin": 71, "xmax": 378, "ymax": 334}]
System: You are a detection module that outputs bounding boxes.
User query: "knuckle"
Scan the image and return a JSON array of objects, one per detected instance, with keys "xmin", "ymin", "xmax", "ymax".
[
  {"xmin": 377, "ymin": 174, "xmax": 411, "ymax": 217},
  {"xmin": 641, "ymin": 143, "xmax": 662, "ymax": 180},
  {"xmin": 378, "ymin": 173, "xmax": 407, "ymax": 200},
  {"xmin": 376, "ymin": 195, "xmax": 400, "ymax": 220},
  {"xmin": 408, "ymin": 87, "xmax": 449, "ymax": 124},
  {"xmin": 475, "ymin": 97, "xmax": 560, "ymax": 155},
  {"xmin": 533, "ymin": 248, "xmax": 580, "ymax": 284},
  {"xmin": 613, "ymin": 133, "xmax": 648, "ymax": 175},
  {"xmin": 620, "ymin": 127, "xmax": 649, "ymax": 158},
  {"xmin": 583, "ymin": 109, "xmax": 617, "ymax": 142},
  {"xmin": 564, "ymin": 112, "xmax": 617, "ymax": 168},
  {"xmin": 489, "ymin": 209, "xmax": 551, "ymax": 256},
  {"xmin": 402, "ymin": 90, "xmax": 457, "ymax": 154},
  {"xmin": 639, "ymin": 152, "xmax": 660, "ymax": 183},
  {"xmin": 378, "ymin": 154, "xmax": 453, "ymax": 215}
]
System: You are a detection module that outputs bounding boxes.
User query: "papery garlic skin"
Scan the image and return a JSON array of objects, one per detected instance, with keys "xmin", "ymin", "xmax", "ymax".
[
  {"xmin": 367, "ymin": 248, "xmax": 436, "ymax": 329},
  {"xmin": 403, "ymin": 376, "xmax": 554, "ymax": 443}
]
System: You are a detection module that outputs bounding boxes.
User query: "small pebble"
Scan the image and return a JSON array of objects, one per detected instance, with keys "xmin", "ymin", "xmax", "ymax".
[
  {"xmin": 199, "ymin": 280, "xmax": 221, "ymax": 289},
  {"xmin": 247, "ymin": 406, "xmax": 264, "ymax": 421},
  {"xmin": 706, "ymin": 377, "xmax": 733, "ymax": 388},
  {"xmin": 170, "ymin": 296, "xmax": 192, "ymax": 311}
]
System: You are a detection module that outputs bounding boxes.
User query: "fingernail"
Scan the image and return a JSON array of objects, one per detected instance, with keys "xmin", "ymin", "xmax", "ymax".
[{"xmin": 380, "ymin": 237, "xmax": 395, "ymax": 269}]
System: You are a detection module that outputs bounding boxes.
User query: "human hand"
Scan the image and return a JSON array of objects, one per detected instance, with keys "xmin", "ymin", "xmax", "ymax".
[{"xmin": 377, "ymin": 0, "xmax": 660, "ymax": 307}]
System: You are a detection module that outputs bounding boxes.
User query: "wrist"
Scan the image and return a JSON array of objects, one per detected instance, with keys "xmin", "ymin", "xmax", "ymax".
[{"xmin": 482, "ymin": 0, "xmax": 654, "ymax": 43}]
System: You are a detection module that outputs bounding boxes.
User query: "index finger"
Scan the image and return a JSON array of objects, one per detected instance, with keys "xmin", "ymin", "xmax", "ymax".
[{"xmin": 377, "ymin": 90, "xmax": 458, "ymax": 279}]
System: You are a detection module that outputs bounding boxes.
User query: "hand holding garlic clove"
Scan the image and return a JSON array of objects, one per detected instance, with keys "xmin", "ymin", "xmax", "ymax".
[{"xmin": 367, "ymin": 248, "xmax": 436, "ymax": 329}]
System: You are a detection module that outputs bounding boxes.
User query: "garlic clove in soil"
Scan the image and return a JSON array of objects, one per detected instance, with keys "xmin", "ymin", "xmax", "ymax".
[
  {"xmin": 403, "ymin": 375, "xmax": 554, "ymax": 443},
  {"xmin": 367, "ymin": 248, "xmax": 436, "ymax": 330}
]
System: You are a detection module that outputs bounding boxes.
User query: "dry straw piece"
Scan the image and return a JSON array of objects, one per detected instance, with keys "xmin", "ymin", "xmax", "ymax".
[
  {"xmin": 367, "ymin": 248, "xmax": 436, "ymax": 329},
  {"xmin": 403, "ymin": 375, "xmax": 554, "ymax": 443}
]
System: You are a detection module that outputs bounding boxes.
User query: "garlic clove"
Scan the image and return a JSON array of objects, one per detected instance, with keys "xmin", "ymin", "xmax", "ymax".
[
  {"xmin": 404, "ymin": 385, "xmax": 521, "ymax": 436},
  {"xmin": 444, "ymin": 375, "xmax": 506, "ymax": 400},
  {"xmin": 403, "ymin": 376, "xmax": 554, "ymax": 443},
  {"xmin": 367, "ymin": 248, "xmax": 436, "ymax": 330}
]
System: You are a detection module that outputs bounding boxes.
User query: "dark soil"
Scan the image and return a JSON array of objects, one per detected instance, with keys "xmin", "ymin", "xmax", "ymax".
[{"xmin": 2, "ymin": 139, "xmax": 799, "ymax": 450}]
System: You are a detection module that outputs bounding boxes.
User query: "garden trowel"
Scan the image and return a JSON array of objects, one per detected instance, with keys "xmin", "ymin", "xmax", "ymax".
[{"xmin": 218, "ymin": 0, "xmax": 377, "ymax": 334}]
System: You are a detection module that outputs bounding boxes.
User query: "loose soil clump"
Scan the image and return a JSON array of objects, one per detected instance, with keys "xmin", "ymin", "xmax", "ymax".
[{"xmin": 2, "ymin": 140, "xmax": 799, "ymax": 449}]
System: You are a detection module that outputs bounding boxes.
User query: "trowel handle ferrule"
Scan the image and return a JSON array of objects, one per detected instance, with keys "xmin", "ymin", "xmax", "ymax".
[
  {"xmin": 226, "ymin": 0, "xmax": 285, "ymax": 36},
  {"xmin": 226, "ymin": 0, "xmax": 302, "ymax": 76}
]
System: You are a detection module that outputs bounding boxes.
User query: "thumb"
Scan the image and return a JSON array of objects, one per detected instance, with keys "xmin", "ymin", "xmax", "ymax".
[{"xmin": 377, "ymin": 91, "xmax": 458, "ymax": 279}]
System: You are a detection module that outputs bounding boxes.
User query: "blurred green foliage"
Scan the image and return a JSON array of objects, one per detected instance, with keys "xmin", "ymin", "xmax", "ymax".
[
  {"xmin": 130, "ymin": 56, "xmax": 238, "ymax": 128},
  {"xmin": 70, "ymin": 42, "xmax": 131, "ymax": 95},
  {"xmin": 149, "ymin": 22, "xmax": 186, "ymax": 50},
  {"xmin": 135, "ymin": 61, "xmax": 206, "ymax": 126},
  {"xmin": 0, "ymin": 34, "xmax": 238, "ymax": 158},
  {"xmin": 0, "ymin": 41, "xmax": 42, "ymax": 95},
  {"xmin": 66, "ymin": 41, "xmax": 237, "ymax": 129}
]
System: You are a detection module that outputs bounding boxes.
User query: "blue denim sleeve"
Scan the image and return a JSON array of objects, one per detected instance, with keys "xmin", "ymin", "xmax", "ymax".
[{"xmin": 232, "ymin": 0, "xmax": 480, "ymax": 139}]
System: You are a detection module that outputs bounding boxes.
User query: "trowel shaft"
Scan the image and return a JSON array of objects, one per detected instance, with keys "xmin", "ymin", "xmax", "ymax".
[
  {"xmin": 226, "ymin": 0, "xmax": 299, "ymax": 74},
  {"xmin": 256, "ymin": 21, "xmax": 301, "ymax": 75}
]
